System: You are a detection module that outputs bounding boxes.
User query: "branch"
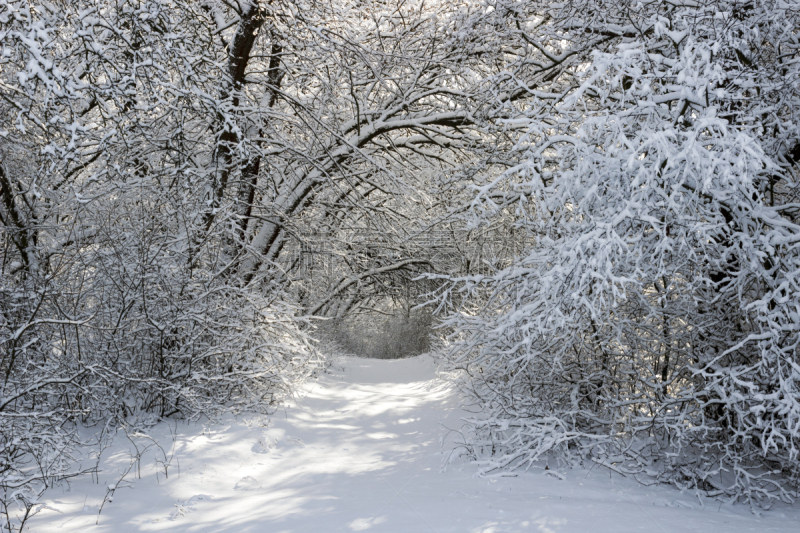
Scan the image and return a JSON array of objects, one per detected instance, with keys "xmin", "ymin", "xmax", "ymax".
[{"xmin": 308, "ymin": 258, "xmax": 432, "ymax": 316}]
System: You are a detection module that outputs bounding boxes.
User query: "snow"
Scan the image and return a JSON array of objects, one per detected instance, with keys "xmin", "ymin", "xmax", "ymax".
[{"xmin": 27, "ymin": 355, "xmax": 800, "ymax": 533}]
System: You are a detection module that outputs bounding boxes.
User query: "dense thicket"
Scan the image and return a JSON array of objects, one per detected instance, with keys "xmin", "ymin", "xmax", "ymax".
[
  {"xmin": 0, "ymin": 0, "xmax": 508, "ymax": 528},
  {"xmin": 0, "ymin": 2, "xmax": 324, "ymax": 527},
  {"xmin": 436, "ymin": 0, "xmax": 800, "ymax": 506},
  {"xmin": 2, "ymin": 0, "xmax": 800, "ymax": 528}
]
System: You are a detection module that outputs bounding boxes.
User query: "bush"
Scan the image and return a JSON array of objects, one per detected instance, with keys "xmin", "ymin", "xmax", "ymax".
[{"xmin": 436, "ymin": 0, "xmax": 800, "ymax": 505}]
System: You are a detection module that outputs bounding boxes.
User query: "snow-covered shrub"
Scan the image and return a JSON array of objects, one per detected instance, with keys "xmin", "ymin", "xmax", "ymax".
[
  {"xmin": 437, "ymin": 0, "xmax": 800, "ymax": 504},
  {"xmin": 0, "ymin": 1, "xmax": 322, "ymax": 529},
  {"xmin": 0, "ymin": 199, "xmax": 321, "ymax": 529}
]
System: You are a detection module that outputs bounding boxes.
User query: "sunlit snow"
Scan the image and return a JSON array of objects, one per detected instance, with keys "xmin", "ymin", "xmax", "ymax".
[{"xmin": 27, "ymin": 355, "xmax": 800, "ymax": 532}]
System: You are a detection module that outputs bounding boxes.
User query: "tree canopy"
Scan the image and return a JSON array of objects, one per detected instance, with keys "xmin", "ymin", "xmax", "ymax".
[{"xmin": 2, "ymin": 0, "xmax": 800, "ymax": 527}]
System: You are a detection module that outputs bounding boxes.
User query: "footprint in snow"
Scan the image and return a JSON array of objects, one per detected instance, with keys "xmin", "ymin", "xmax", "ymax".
[
  {"xmin": 252, "ymin": 436, "xmax": 277, "ymax": 453},
  {"xmin": 234, "ymin": 476, "xmax": 261, "ymax": 491},
  {"xmin": 169, "ymin": 495, "xmax": 212, "ymax": 520},
  {"xmin": 283, "ymin": 436, "xmax": 305, "ymax": 448},
  {"xmin": 252, "ymin": 435, "xmax": 305, "ymax": 454}
]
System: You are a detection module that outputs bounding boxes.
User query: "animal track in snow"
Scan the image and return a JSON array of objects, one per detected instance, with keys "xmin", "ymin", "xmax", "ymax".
[
  {"xmin": 168, "ymin": 495, "xmax": 211, "ymax": 520},
  {"xmin": 252, "ymin": 431, "xmax": 305, "ymax": 454},
  {"xmin": 234, "ymin": 476, "xmax": 261, "ymax": 491}
]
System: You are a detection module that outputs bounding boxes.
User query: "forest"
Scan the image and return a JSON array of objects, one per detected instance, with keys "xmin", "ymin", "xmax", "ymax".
[{"xmin": 2, "ymin": 0, "xmax": 800, "ymax": 530}]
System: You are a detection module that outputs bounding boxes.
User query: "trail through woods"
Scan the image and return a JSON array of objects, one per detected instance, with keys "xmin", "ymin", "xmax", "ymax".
[{"xmin": 28, "ymin": 355, "xmax": 800, "ymax": 532}]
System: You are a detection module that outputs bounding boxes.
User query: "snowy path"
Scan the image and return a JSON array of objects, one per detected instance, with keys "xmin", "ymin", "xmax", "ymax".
[{"xmin": 30, "ymin": 355, "xmax": 800, "ymax": 532}]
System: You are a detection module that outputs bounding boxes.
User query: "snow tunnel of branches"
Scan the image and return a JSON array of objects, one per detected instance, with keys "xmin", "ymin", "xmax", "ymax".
[{"xmin": 3, "ymin": 0, "xmax": 800, "ymax": 524}]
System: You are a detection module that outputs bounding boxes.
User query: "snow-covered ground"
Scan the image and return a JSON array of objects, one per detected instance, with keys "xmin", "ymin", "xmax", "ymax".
[{"xmin": 27, "ymin": 355, "xmax": 800, "ymax": 532}]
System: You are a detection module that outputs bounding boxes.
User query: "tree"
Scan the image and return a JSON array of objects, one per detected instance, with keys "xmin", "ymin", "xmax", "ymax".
[
  {"xmin": 0, "ymin": 0, "xmax": 510, "ymax": 527},
  {"xmin": 436, "ymin": 0, "xmax": 800, "ymax": 504},
  {"xmin": 0, "ymin": 1, "xmax": 322, "ymax": 527}
]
